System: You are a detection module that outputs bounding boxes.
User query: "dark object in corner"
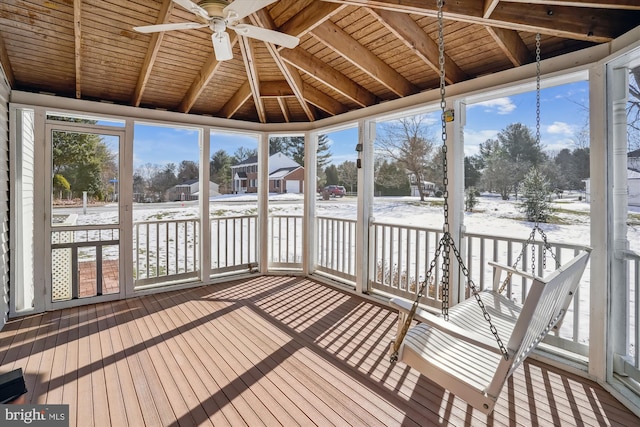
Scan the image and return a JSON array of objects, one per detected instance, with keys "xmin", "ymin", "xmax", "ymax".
[{"xmin": 0, "ymin": 368, "xmax": 27, "ymax": 403}]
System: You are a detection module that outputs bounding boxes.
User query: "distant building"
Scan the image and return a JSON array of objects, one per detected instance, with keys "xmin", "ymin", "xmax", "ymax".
[
  {"xmin": 583, "ymin": 168, "xmax": 640, "ymax": 206},
  {"xmin": 407, "ymin": 172, "xmax": 436, "ymax": 197},
  {"xmin": 629, "ymin": 148, "xmax": 640, "ymax": 172},
  {"xmin": 231, "ymin": 152, "xmax": 304, "ymax": 194},
  {"xmin": 166, "ymin": 180, "xmax": 220, "ymax": 201}
]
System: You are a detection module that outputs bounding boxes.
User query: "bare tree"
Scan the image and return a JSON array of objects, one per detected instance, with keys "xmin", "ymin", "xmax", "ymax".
[{"xmin": 376, "ymin": 116, "xmax": 435, "ymax": 201}]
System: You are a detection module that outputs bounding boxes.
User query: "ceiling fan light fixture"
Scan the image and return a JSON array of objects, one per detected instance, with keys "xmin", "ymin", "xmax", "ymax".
[{"xmin": 212, "ymin": 31, "xmax": 233, "ymax": 61}]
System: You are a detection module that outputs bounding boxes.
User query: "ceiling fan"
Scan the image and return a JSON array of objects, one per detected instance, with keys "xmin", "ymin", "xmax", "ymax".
[{"xmin": 133, "ymin": 0, "xmax": 299, "ymax": 61}]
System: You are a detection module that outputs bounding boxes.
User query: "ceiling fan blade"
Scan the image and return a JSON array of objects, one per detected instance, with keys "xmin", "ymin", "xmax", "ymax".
[
  {"xmin": 223, "ymin": 0, "xmax": 277, "ymax": 22},
  {"xmin": 172, "ymin": 0, "xmax": 210, "ymax": 20},
  {"xmin": 232, "ymin": 24, "xmax": 299, "ymax": 49},
  {"xmin": 212, "ymin": 31, "xmax": 233, "ymax": 61},
  {"xmin": 133, "ymin": 22, "xmax": 208, "ymax": 33}
]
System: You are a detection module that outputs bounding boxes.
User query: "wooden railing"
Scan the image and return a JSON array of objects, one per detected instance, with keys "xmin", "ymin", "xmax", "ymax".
[
  {"xmin": 315, "ymin": 216, "xmax": 357, "ymax": 283},
  {"xmin": 269, "ymin": 215, "xmax": 303, "ymax": 270},
  {"xmin": 133, "ymin": 219, "xmax": 199, "ymax": 287},
  {"xmin": 616, "ymin": 249, "xmax": 640, "ymax": 385},
  {"xmin": 211, "ymin": 215, "xmax": 258, "ymax": 275},
  {"xmin": 369, "ymin": 219, "xmax": 590, "ymax": 353}
]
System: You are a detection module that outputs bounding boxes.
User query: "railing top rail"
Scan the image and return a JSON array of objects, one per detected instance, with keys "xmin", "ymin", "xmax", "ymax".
[
  {"xmin": 134, "ymin": 218, "xmax": 201, "ymax": 226},
  {"xmin": 369, "ymin": 218, "xmax": 589, "ymax": 253},
  {"xmin": 619, "ymin": 249, "xmax": 640, "ymax": 260},
  {"xmin": 51, "ymin": 224, "xmax": 120, "ymax": 232},
  {"xmin": 209, "ymin": 214, "xmax": 258, "ymax": 221},
  {"xmin": 316, "ymin": 216, "xmax": 357, "ymax": 223}
]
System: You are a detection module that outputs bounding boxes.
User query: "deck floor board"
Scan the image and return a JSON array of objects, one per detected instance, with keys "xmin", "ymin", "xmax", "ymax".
[{"xmin": 0, "ymin": 275, "xmax": 638, "ymax": 426}]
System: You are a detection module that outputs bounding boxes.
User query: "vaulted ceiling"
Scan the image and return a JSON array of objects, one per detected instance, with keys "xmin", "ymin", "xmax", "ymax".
[{"xmin": 1, "ymin": 0, "xmax": 639, "ymax": 124}]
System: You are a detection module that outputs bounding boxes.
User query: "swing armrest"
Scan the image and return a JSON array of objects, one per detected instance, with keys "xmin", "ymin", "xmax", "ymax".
[
  {"xmin": 488, "ymin": 261, "xmax": 538, "ymax": 282},
  {"xmin": 390, "ymin": 297, "xmax": 504, "ymax": 355}
]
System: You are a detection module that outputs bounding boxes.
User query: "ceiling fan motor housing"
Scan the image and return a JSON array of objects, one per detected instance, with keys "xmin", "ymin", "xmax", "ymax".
[{"xmin": 198, "ymin": 0, "xmax": 230, "ymax": 17}]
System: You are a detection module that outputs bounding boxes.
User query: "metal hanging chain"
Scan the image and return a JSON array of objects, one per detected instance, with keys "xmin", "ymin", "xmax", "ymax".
[
  {"xmin": 391, "ymin": 0, "xmax": 509, "ymax": 363},
  {"xmin": 498, "ymin": 33, "xmax": 560, "ymax": 295}
]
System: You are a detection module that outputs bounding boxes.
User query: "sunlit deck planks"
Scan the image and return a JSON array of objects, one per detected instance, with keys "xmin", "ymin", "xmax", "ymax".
[{"xmin": 0, "ymin": 275, "xmax": 638, "ymax": 426}]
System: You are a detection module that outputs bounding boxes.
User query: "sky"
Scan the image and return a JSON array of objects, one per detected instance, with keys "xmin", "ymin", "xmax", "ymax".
[{"xmin": 131, "ymin": 79, "xmax": 589, "ymax": 171}]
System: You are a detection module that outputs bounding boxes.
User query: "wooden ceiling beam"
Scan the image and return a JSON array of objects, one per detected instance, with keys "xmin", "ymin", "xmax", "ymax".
[
  {"xmin": 277, "ymin": 97, "xmax": 291, "ymax": 123},
  {"xmin": 302, "ymin": 82, "xmax": 347, "ymax": 115},
  {"xmin": 251, "ymin": 10, "xmax": 316, "ymax": 121},
  {"xmin": 279, "ymin": 1, "xmax": 347, "ymax": 38},
  {"xmin": 239, "ymin": 36, "xmax": 266, "ymax": 123},
  {"xmin": 280, "ymin": 47, "xmax": 376, "ymax": 107},
  {"xmin": 483, "ymin": 0, "xmax": 501, "ymax": 18},
  {"xmin": 74, "ymin": 0, "xmax": 82, "ymax": 99},
  {"xmin": 131, "ymin": 0, "xmax": 173, "ymax": 107},
  {"xmin": 367, "ymin": 8, "xmax": 467, "ymax": 84},
  {"xmin": 320, "ymin": 0, "xmax": 629, "ymax": 42},
  {"xmin": 260, "ymin": 81, "xmax": 295, "ymax": 97},
  {"xmin": 220, "ymin": 81, "xmax": 252, "ymax": 118},
  {"xmin": 504, "ymin": 0, "xmax": 640, "ymax": 10},
  {"xmin": 178, "ymin": 47, "xmax": 229, "ymax": 113},
  {"xmin": 485, "ymin": 26, "xmax": 533, "ymax": 66},
  {"xmin": 0, "ymin": 34, "xmax": 15, "ymax": 87},
  {"xmin": 311, "ymin": 20, "xmax": 418, "ymax": 97}
]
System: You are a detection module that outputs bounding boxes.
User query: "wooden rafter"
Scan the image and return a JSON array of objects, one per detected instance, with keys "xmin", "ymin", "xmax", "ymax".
[
  {"xmin": 280, "ymin": 1, "xmax": 347, "ymax": 38},
  {"xmin": 251, "ymin": 10, "xmax": 316, "ymax": 121},
  {"xmin": 302, "ymin": 82, "xmax": 347, "ymax": 115},
  {"xmin": 179, "ymin": 49, "xmax": 229, "ymax": 113},
  {"xmin": 277, "ymin": 97, "xmax": 291, "ymax": 122},
  {"xmin": 504, "ymin": 0, "xmax": 640, "ymax": 10},
  {"xmin": 367, "ymin": 7, "xmax": 467, "ymax": 85},
  {"xmin": 0, "ymin": 33, "xmax": 14, "ymax": 88},
  {"xmin": 239, "ymin": 36, "xmax": 266, "ymax": 123},
  {"xmin": 220, "ymin": 81, "xmax": 252, "ymax": 118},
  {"xmin": 485, "ymin": 26, "xmax": 533, "ymax": 66},
  {"xmin": 280, "ymin": 47, "xmax": 376, "ymax": 107},
  {"xmin": 260, "ymin": 81, "xmax": 295, "ymax": 97},
  {"xmin": 483, "ymin": 0, "xmax": 501, "ymax": 18},
  {"xmin": 74, "ymin": 0, "xmax": 82, "ymax": 99},
  {"xmin": 312, "ymin": 20, "xmax": 418, "ymax": 97},
  {"xmin": 131, "ymin": 0, "xmax": 174, "ymax": 107},
  {"xmin": 320, "ymin": 0, "xmax": 632, "ymax": 42}
]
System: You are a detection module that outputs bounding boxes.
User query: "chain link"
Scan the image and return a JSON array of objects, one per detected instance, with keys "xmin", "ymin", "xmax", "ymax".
[
  {"xmin": 391, "ymin": 0, "xmax": 512, "ymax": 363},
  {"xmin": 498, "ymin": 34, "xmax": 560, "ymax": 295}
]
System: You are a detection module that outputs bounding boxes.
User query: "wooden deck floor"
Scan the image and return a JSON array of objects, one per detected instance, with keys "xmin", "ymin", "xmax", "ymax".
[{"xmin": 0, "ymin": 275, "xmax": 638, "ymax": 426}]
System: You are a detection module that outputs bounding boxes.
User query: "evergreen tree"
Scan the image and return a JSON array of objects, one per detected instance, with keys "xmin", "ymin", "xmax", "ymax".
[
  {"xmin": 337, "ymin": 161, "xmax": 357, "ymax": 193},
  {"xmin": 210, "ymin": 150, "xmax": 232, "ymax": 193},
  {"xmin": 324, "ymin": 164, "xmax": 339, "ymax": 185},
  {"xmin": 177, "ymin": 160, "xmax": 199, "ymax": 182},
  {"xmin": 519, "ymin": 167, "xmax": 552, "ymax": 222},
  {"xmin": 375, "ymin": 159, "xmax": 409, "ymax": 192}
]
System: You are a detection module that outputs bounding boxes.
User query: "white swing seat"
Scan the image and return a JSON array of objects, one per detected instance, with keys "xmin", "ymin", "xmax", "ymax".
[{"xmin": 389, "ymin": 249, "xmax": 590, "ymax": 414}]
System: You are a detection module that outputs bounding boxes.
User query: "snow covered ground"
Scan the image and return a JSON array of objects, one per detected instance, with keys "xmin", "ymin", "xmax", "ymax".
[{"xmin": 66, "ymin": 191, "xmax": 638, "ymax": 251}]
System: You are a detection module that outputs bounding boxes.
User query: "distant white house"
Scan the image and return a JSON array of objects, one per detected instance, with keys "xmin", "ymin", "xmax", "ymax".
[
  {"xmin": 166, "ymin": 179, "xmax": 220, "ymax": 201},
  {"xmin": 406, "ymin": 172, "xmax": 436, "ymax": 197},
  {"xmin": 583, "ymin": 168, "xmax": 640, "ymax": 206},
  {"xmin": 230, "ymin": 152, "xmax": 304, "ymax": 194}
]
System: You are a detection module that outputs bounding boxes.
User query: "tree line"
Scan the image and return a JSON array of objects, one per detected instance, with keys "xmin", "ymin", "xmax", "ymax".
[{"xmin": 374, "ymin": 116, "xmax": 591, "ymax": 202}]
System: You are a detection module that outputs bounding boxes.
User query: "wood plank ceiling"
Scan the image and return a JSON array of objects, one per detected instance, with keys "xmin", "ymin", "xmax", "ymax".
[{"xmin": 1, "ymin": 0, "xmax": 639, "ymax": 124}]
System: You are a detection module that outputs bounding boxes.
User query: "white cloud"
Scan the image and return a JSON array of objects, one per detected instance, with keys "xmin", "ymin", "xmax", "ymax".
[
  {"xmin": 463, "ymin": 129, "xmax": 499, "ymax": 156},
  {"xmin": 546, "ymin": 121, "xmax": 575, "ymax": 136},
  {"xmin": 467, "ymin": 98, "xmax": 516, "ymax": 115}
]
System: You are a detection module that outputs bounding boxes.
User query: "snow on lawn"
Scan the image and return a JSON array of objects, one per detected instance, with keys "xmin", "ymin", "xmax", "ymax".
[{"xmin": 69, "ymin": 191, "xmax": 638, "ymax": 252}]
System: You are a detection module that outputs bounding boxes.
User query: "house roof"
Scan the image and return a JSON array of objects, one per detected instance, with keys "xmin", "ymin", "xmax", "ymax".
[
  {"xmin": 1, "ymin": 1, "xmax": 638, "ymax": 125},
  {"xmin": 270, "ymin": 166, "xmax": 301, "ymax": 179}
]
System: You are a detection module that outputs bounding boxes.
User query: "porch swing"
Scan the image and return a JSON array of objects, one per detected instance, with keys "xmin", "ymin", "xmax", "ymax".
[{"xmin": 388, "ymin": 1, "xmax": 591, "ymax": 415}]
